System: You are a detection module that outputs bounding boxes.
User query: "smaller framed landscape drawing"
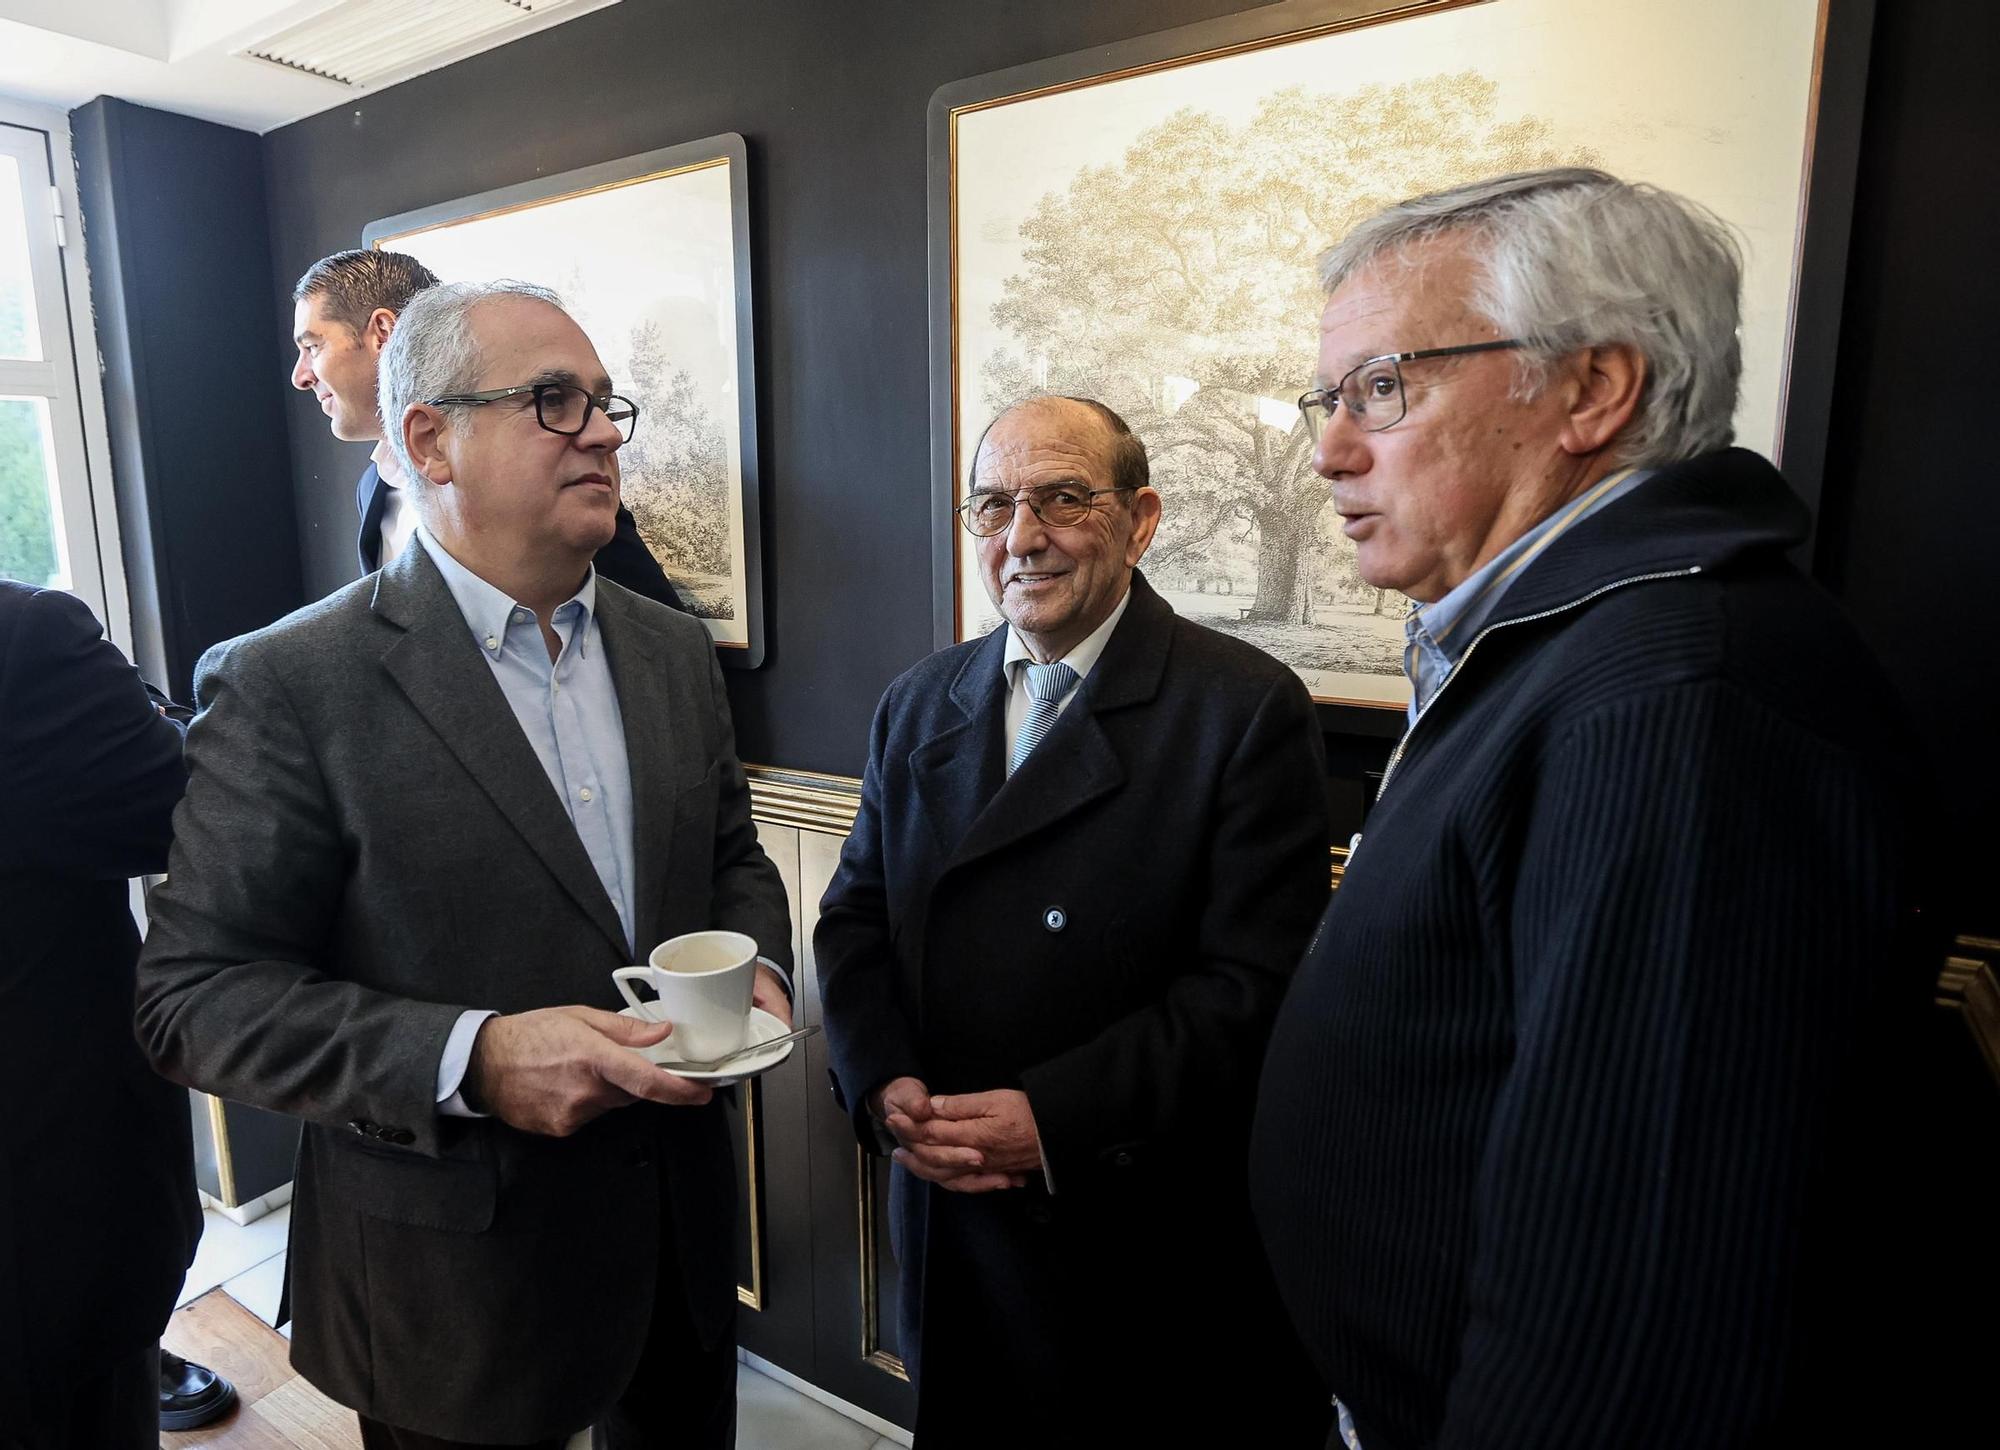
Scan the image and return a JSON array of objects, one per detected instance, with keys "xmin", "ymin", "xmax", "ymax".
[
  {"xmin": 367, "ymin": 134, "xmax": 765, "ymax": 666},
  {"xmin": 930, "ymin": 0, "xmax": 1866, "ymax": 719}
]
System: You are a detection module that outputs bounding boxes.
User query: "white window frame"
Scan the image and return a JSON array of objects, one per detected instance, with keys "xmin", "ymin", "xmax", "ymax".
[{"xmin": 0, "ymin": 94, "xmax": 129, "ymax": 651}]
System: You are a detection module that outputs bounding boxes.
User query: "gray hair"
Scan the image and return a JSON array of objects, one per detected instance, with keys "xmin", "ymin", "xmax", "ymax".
[
  {"xmin": 377, "ymin": 278, "xmax": 564, "ymax": 491},
  {"xmin": 1318, "ymin": 168, "xmax": 1744, "ymax": 468}
]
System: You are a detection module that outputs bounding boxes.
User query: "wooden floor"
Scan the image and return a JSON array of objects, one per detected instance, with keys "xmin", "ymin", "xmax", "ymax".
[{"xmin": 161, "ymin": 1292, "xmax": 360, "ymax": 1449}]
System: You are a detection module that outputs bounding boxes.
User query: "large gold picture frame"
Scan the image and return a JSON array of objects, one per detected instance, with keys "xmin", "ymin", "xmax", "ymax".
[{"xmin": 928, "ymin": 0, "xmax": 1867, "ymax": 723}]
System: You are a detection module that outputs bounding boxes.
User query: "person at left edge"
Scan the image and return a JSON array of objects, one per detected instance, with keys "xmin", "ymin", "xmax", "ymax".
[
  {"xmin": 0, "ymin": 582, "xmax": 237, "ymax": 1444},
  {"xmin": 291, "ymin": 247, "xmax": 690, "ymax": 611},
  {"xmin": 140, "ymin": 280, "xmax": 792, "ymax": 1450}
]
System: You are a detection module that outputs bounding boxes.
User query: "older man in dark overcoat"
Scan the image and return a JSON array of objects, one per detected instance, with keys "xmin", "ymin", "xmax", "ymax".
[{"xmin": 819, "ymin": 396, "xmax": 1331, "ymax": 1443}]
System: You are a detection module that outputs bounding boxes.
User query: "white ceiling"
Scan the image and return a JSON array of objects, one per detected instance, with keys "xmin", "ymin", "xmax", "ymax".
[{"xmin": 0, "ymin": 0, "xmax": 613, "ymax": 134}]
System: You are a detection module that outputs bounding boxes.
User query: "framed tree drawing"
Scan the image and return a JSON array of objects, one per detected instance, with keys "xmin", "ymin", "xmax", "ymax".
[
  {"xmin": 367, "ymin": 134, "xmax": 765, "ymax": 666},
  {"xmin": 930, "ymin": 0, "xmax": 1868, "ymax": 720}
]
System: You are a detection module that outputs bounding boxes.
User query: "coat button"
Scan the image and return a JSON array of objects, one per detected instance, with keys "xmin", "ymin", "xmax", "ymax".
[
  {"xmin": 1111, "ymin": 1149, "xmax": 1135, "ymax": 1169},
  {"xmin": 1026, "ymin": 1202, "xmax": 1053, "ymax": 1226},
  {"xmin": 1043, "ymin": 906, "xmax": 1067, "ymax": 932},
  {"xmin": 385, "ymin": 1127, "xmax": 415, "ymax": 1146},
  {"xmin": 349, "ymin": 1118, "xmax": 374, "ymax": 1136}
]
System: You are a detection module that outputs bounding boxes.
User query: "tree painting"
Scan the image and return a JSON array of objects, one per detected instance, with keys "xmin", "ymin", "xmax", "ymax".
[
  {"xmin": 976, "ymin": 73, "xmax": 1589, "ymax": 685},
  {"xmin": 618, "ymin": 319, "xmax": 735, "ymax": 619}
]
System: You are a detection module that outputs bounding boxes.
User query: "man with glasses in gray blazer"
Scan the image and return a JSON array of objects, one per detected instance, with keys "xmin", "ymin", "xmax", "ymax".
[{"xmin": 141, "ymin": 280, "xmax": 790, "ymax": 1450}]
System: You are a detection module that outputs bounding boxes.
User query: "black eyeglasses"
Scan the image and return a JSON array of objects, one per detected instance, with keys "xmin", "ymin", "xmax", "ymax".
[
  {"xmin": 425, "ymin": 382, "xmax": 641, "ymax": 444},
  {"xmin": 955, "ymin": 483, "xmax": 1135, "ymax": 537},
  {"xmin": 1298, "ymin": 339, "xmax": 1524, "ymax": 440}
]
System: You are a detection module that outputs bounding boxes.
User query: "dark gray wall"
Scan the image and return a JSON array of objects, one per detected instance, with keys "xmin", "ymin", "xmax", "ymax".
[
  {"xmin": 72, "ymin": 97, "xmax": 301, "ymax": 702},
  {"xmin": 1813, "ymin": 0, "xmax": 2000, "ymax": 932}
]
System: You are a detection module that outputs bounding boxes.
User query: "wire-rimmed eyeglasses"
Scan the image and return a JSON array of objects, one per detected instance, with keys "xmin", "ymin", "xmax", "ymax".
[
  {"xmin": 425, "ymin": 382, "xmax": 641, "ymax": 444},
  {"xmin": 954, "ymin": 483, "xmax": 1136, "ymax": 537},
  {"xmin": 1297, "ymin": 339, "xmax": 1524, "ymax": 440}
]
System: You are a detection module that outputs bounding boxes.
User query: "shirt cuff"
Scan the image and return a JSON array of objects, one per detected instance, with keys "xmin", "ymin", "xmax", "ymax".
[
  {"xmin": 436, "ymin": 1008, "xmax": 498, "ymax": 1118},
  {"xmin": 756, "ymin": 955, "xmax": 795, "ymax": 1002}
]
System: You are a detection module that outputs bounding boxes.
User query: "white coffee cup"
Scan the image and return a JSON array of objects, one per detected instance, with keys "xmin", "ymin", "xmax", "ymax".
[{"xmin": 612, "ymin": 930, "xmax": 758, "ymax": 1063}]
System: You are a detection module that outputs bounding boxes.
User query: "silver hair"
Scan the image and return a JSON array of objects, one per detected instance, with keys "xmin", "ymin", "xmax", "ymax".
[
  {"xmin": 1318, "ymin": 168, "xmax": 1744, "ymax": 468},
  {"xmin": 377, "ymin": 278, "xmax": 565, "ymax": 494}
]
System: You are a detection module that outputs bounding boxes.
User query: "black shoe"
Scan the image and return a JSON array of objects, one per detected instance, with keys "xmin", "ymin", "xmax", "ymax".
[{"xmin": 160, "ymin": 1350, "xmax": 238, "ymax": 1431}]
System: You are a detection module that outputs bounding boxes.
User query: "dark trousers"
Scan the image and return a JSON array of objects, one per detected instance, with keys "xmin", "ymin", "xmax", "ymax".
[
  {"xmin": 357, "ymin": 1294, "xmax": 736, "ymax": 1450},
  {"xmin": 2, "ymin": 1343, "xmax": 157, "ymax": 1450}
]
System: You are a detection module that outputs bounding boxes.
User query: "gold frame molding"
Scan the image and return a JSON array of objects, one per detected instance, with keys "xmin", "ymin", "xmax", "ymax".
[
  {"xmin": 744, "ymin": 764, "xmax": 863, "ymax": 835},
  {"xmin": 735, "ymin": 1078, "xmax": 764, "ymax": 1310},
  {"xmin": 733, "ymin": 767, "xmax": 865, "ymax": 1318},
  {"xmin": 204, "ymin": 1092, "xmax": 238, "ymax": 1207},
  {"xmin": 1937, "ymin": 934, "xmax": 2000, "ymax": 1089},
  {"xmin": 734, "ymin": 766, "xmax": 862, "ymax": 1310},
  {"xmin": 741, "ymin": 765, "xmax": 905, "ymax": 1375},
  {"xmin": 856, "ymin": 1145, "xmax": 911, "ymax": 1382}
]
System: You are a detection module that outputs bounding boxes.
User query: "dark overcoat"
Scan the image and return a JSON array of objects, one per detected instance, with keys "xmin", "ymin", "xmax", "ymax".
[
  {"xmin": 0, "ymin": 582, "xmax": 201, "ymax": 1420},
  {"xmin": 818, "ymin": 571, "xmax": 1332, "ymax": 1442}
]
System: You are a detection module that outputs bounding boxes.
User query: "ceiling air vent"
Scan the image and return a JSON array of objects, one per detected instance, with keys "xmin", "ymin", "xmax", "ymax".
[{"xmin": 238, "ymin": 0, "xmax": 617, "ymax": 90}]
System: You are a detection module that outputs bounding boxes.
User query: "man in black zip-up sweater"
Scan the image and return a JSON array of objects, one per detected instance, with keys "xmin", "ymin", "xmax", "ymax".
[{"xmin": 1252, "ymin": 170, "xmax": 1946, "ymax": 1447}]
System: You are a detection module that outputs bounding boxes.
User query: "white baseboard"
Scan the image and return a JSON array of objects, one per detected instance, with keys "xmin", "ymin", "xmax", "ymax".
[
  {"xmin": 740, "ymin": 1351, "xmax": 913, "ymax": 1446},
  {"xmin": 199, "ymin": 1180, "xmax": 292, "ymax": 1226}
]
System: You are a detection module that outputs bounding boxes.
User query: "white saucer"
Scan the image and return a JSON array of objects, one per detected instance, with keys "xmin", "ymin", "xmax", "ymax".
[{"xmin": 618, "ymin": 1005, "xmax": 796, "ymax": 1083}]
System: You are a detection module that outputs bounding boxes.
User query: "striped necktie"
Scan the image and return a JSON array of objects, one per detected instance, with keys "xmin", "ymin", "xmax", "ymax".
[{"xmin": 1008, "ymin": 661, "xmax": 1078, "ymax": 776}]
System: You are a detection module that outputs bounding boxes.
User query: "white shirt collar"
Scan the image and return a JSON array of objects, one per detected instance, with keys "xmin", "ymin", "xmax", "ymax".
[
  {"xmin": 1002, "ymin": 583, "xmax": 1134, "ymax": 683},
  {"xmin": 370, "ymin": 439, "xmax": 409, "ymax": 492},
  {"xmin": 414, "ymin": 526, "xmax": 597, "ymax": 661}
]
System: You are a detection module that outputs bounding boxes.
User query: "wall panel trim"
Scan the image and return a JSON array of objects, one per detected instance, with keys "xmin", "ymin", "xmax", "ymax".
[{"xmin": 745, "ymin": 764, "xmax": 863, "ymax": 835}]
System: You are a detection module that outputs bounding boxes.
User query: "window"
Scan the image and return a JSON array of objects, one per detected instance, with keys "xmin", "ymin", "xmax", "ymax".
[{"xmin": 0, "ymin": 110, "xmax": 120, "ymax": 633}]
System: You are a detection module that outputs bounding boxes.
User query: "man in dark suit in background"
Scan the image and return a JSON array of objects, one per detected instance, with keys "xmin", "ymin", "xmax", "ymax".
[
  {"xmin": 0, "ymin": 582, "xmax": 234, "ymax": 1445},
  {"xmin": 290, "ymin": 248, "xmax": 689, "ymax": 610},
  {"xmin": 817, "ymin": 397, "xmax": 1332, "ymax": 1443},
  {"xmin": 143, "ymin": 280, "xmax": 791, "ymax": 1448}
]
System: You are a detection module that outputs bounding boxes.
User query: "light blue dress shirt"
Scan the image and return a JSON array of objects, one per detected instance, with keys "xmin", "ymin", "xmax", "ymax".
[
  {"xmin": 417, "ymin": 528, "xmax": 638, "ymax": 1113},
  {"xmin": 1403, "ymin": 466, "xmax": 1654, "ymax": 721}
]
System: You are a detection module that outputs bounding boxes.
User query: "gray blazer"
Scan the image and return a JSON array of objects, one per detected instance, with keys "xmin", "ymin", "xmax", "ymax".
[{"xmin": 136, "ymin": 543, "xmax": 790, "ymax": 1443}]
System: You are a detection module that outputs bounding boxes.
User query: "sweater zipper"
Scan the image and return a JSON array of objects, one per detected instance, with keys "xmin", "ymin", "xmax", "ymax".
[
  {"xmin": 1304, "ymin": 563, "xmax": 1703, "ymax": 964},
  {"xmin": 1374, "ymin": 565, "xmax": 1705, "ymax": 803}
]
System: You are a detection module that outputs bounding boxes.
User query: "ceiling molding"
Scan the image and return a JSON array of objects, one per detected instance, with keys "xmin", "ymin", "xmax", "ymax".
[{"xmin": 0, "ymin": 0, "xmax": 621, "ymax": 134}]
